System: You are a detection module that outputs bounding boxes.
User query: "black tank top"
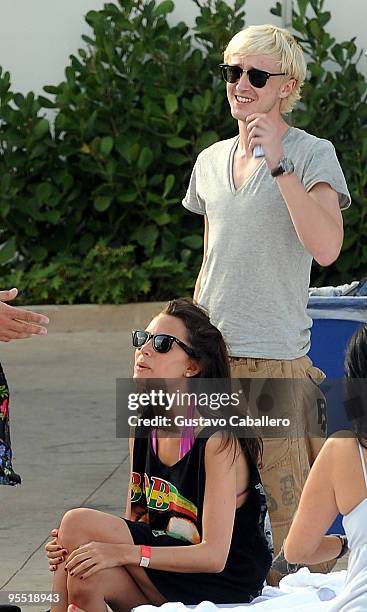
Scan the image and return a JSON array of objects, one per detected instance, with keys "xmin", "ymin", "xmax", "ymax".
[{"xmin": 130, "ymin": 430, "xmax": 272, "ymax": 604}]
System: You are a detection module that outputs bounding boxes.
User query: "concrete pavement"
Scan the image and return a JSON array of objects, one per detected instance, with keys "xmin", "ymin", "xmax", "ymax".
[{"xmin": 0, "ymin": 303, "xmax": 163, "ymax": 609}]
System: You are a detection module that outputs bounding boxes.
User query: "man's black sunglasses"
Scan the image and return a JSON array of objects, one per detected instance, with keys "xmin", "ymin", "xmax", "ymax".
[
  {"xmin": 132, "ymin": 330, "xmax": 196, "ymax": 358},
  {"xmin": 219, "ymin": 64, "xmax": 286, "ymax": 88}
]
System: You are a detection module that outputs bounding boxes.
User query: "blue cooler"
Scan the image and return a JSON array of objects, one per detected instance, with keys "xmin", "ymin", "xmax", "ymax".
[
  {"xmin": 307, "ymin": 296, "xmax": 367, "ymax": 533},
  {"xmin": 307, "ymin": 297, "xmax": 367, "ymax": 382}
]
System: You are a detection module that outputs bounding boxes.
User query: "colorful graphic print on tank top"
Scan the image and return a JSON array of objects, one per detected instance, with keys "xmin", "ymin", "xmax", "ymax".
[{"xmin": 131, "ymin": 470, "xmax": 200, "ymax": 543}]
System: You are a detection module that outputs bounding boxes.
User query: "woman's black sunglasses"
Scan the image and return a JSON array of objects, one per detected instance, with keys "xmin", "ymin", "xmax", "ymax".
[
  {"xmin": 219, "ymin": 64, "xmax": 286, "ymax": 88},
  {"xmin": 132, "ymin": 330, "xmax": 196, "ymax": 358}
]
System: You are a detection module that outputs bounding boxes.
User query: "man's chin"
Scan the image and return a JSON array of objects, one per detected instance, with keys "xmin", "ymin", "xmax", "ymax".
[{"xmin": 231, "ymin": 107, "xmax": 251, "ymax": 122}]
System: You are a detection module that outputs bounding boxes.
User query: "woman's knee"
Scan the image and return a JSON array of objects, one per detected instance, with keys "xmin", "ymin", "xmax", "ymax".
[
  {"xmin": 59, "ymin": 508, "xmax": 132, "ymax": 549},
  {"xmin": 59, "ymin": 508, "xmax": 96, "ymax": 547}
]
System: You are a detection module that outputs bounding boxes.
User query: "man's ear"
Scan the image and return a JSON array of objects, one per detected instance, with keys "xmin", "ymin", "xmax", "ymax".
[{"xmin": 280, "ymin": 78, "xmax": 297, "ymax": 99}]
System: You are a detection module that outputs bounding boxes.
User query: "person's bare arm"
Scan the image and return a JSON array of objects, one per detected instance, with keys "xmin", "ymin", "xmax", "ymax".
[
  {"xmin": 274, "ymin": 177, "xmax": 343, "ymax": 266},
  {"xmin": 284, "ymin": 438, "xmax": 343, "ymax": 564},
  {"xmin": 246, "ymin": 113, "xmax": 344, "ymax": 267},
  {"xmin": 0, "ymin": 288, "xmax": 49, "ymax": 341},
  {"xmin": 193, "ymin": 215, "xmax": 208, "ymax": 303}
]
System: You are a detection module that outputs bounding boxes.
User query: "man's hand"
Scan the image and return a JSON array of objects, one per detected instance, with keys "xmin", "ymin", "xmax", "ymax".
[
  {"xmin": 246, "ymin": 113, "xmax": 284, "ymax": 169},
  {"xmin": 65, "ymin": 541, "xmax": 129, "ymax": 579},
  {"xmin": 0, "ymin": 288, "xmax": 49, "ymax": 341}
]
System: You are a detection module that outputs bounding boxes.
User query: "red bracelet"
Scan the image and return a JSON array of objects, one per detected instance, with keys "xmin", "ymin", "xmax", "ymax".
[{"xmin": 139, "ymin": 545, "xmax": 151, "ymax": 567}]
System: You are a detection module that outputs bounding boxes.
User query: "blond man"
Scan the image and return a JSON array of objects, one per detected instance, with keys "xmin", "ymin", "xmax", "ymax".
[{"xmin": 183, "ymin": 24, "xmax": 350, "ymax": 581}]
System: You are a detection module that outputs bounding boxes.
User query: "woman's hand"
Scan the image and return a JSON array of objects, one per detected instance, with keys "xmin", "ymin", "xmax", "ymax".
[
  {"xmin": 65, "ymin": 542, "xmax": 130, "ymax": 580},
  {"xmin": 45, "ymin": 528, "xmax": 68, "ymax": 571}
]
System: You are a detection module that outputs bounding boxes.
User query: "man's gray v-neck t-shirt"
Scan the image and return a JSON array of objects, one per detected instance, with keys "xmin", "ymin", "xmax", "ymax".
[{"xmin": 182, "ymin": 127, "xmax": 351, "ymax": 359}]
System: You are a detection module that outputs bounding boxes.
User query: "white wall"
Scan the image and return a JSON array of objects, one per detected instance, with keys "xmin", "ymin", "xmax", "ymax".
[
  {"xmin": 0, "ymin": 0, "xmax": 366, "ymax": 96},
  {"xmin": 0, "ymin": 0, "xmax": 105, "ymax": 95},
  {"xmin": 324, "ymin": 0, "xmax": 366, "ymax": 70}
]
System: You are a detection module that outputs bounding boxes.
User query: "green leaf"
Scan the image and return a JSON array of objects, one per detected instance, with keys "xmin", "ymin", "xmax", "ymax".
[
  {"xmin": 0, "ymin": 237, "xmax": 16, "ymax": 264},
  {"xmin": 309, "ymin": 19, "xmax": 321, "ymax": 39},
  {"xmin": 13, "ymin": 93, "xmax": 25, "ymax": 109},
  {"xmin": 79, "ymin": 233, "xmax": 95, "ymax": 254},
  {"xmin": 153, "ymin": 1, "xmax": 174, "ymax": 17},
  {"xmin": 134, "ymin": 224, "xmax": 159, "ymax": 252},
  {"xmin": 137, "ymin": 147, "xmax": 154, "ymax": 171},
  {"xmin": 129, "ymin": 143, "xmax": 140, "ymax": 162},
  {"xmin": 196, "ymin": 130, "xmax": 218, "ymax": 152},
  {"xmin": 0, "ymin": 174, "xmax": 11, "ymax": 191},
  {"xmin": 335, "ymin": 251, "xmax": 355, "ymax": 273},
  {"xmin": 163, "ymin": 174, "xmax": 175, "ymax": 197},
  {"xmin": 36, "ymin": 182, "xmax": 53, "ymax": 202},
  {"xmin": 4, "ymin": 130, "xmax": 23, "ymax": 147},
  {"xmin": 149, "ymin": 211, "xmax": 171, "ymax": 226},
  {"xmin": 192, "ymin": 95, "xmax": 206, "ymax": 114},
  {"xmin": 165, "ymin": 93, "xmax": 178, "ymax": 114},
  {"xmin": 28, "ymin": 245, "xmax": 48, "ymax": 262},
  {"xmin": 38, "ymin": 95, "xmax": 57, "ymax": 109},
  {"xmin": 182, "ymin": 235, "xmax": 203, "ymax": 249},
  {"xmin": 149, "ymin": 174, "xmax": 164, "ymax": 187},
  {"xmin": 94, "ymin": 196, "xmax": 113, "ymax": 211},
  {"xmin": 309, "ymin": 63, "xmax": 324, "ymax": 78},
  {"xmin": 318, "ymin": 11, "xmax": 331, "ymax": 27},
  {"xmin": 0, "ymin": 201, "xmax": 10, "ymax": 217},
  {"xmin": 115, "ymin": 136, "xmax": 132, "ymax": 162},
  {"xmin": 297, "ymin": 0, "xmax": 308, "ymax": 17},
  {"xmin": 119, "ymin": 189, "xmax": 138, "ymax": 203},
  {"xmin": 342, "ymin": 233, "xmax": 358, "ymax": 250},
  {"xmin": 270, "ymin": 2, "xmax": 282, "ymax": 17},
  {"xmin": 362, "ymin": 137, "xmax": 367, "ymax": 160},
  {"xmin": 65, "ymin": 66, "xmax": 76, "ymax": 86},
  {"xmin": 169, "ymin": 153, "xmax": 189, "ymax": 166},
  {"xmin": 100, "ymin": 136, "xmax": 114, "ymax": 156},
  {"xmin": 167, "ymin": 136, "xmax": 190, "ymax": 149},
  {"xmin": 311, "ymin": 0, "xmax": 325, "ymax": 12},
  {"xmin": 331, "ymin": 44, "xmax": 345, "ymax": 65},
  {"xmin": 43, "ymin": 85, "xmax": 60, "ymax": 95},
  {"xmin": 33, "ymin": 118, "xmax": 50, "ymax": 139},
  {"xmin": 46, "ymin": 209, "xmax": 61, "ymax": 224}
]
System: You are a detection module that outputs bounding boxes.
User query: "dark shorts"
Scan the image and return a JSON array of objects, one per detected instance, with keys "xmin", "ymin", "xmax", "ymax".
[{"xmin": 124, "ymin": 518, "xmax": 257, "ymax": 605}]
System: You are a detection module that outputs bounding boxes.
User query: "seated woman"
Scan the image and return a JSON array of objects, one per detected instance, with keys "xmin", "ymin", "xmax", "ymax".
[
  {"xmin": 45, "ymin": 299, "xmax": 272, "ymax": 612},
  {"xmin": 284, "ymin": 323, "xmax": 367, "ymax": 610}
]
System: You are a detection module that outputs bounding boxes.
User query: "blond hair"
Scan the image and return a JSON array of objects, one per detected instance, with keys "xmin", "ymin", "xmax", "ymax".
[{"xmin": 223, "ymin": 24, "xmax": 307, "ymax": 114}]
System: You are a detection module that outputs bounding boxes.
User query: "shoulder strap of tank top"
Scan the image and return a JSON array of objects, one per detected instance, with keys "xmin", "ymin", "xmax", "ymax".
[{"xmin": 358, "ymin": 442, "xmax": 367, "ymax": 488}]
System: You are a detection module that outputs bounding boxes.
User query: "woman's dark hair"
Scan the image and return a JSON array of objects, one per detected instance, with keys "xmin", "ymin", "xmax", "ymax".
[
  {"xmin": 160, "ymin": 298, "xmax": 262, "ymax": 466},
  {"xmin": 162, "ymin": 298, "xmax": 230, "ymax": 378},
  {"xmin": 344, "ymin": 324, "xmax": 367, "ymax": 448}
]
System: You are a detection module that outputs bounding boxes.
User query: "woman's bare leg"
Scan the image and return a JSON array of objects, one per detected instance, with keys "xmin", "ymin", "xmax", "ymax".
[
  {"xmin": 68, "ymin": 565, "xmax": 153, "ymax": 612},
  {"xmin": 51, "ymin": 508, "xmax": 166, "ymax": 612},
  {"xmin": 51, "ymin": 554, "xmax": 69, "ymax": 612}
]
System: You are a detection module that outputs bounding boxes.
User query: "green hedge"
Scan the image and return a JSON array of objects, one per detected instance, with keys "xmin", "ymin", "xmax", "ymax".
[{"xmin": 0, "ymin": 0, "xmax": 366, "ymax": 303}]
